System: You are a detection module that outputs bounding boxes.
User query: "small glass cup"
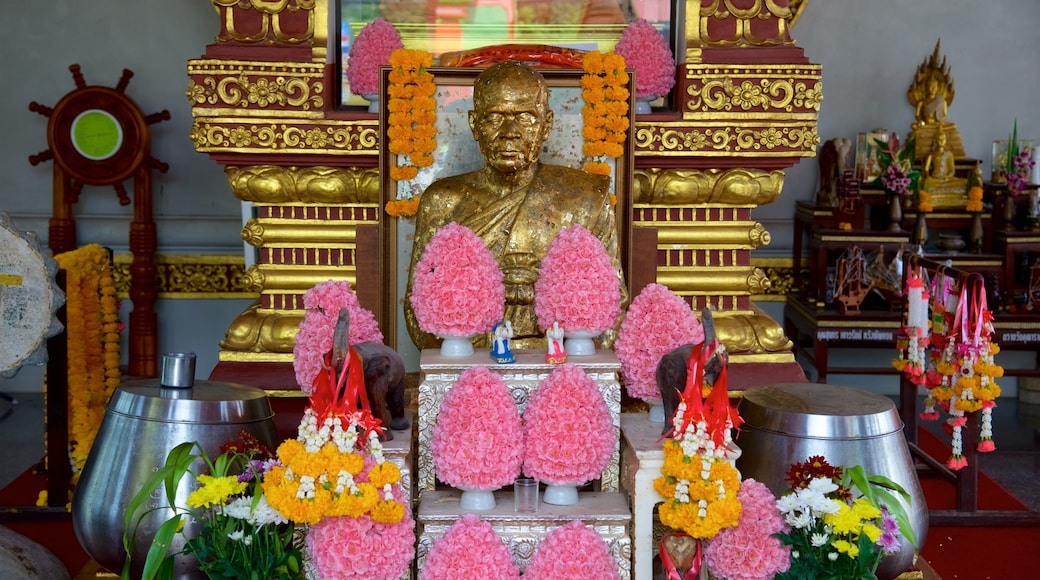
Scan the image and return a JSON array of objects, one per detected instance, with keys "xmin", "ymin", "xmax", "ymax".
[{"xmin": 514, "ymin": 477, "xmax": 539, "ymax": 513}]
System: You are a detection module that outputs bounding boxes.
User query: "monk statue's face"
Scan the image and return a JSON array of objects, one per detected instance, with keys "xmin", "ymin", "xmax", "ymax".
[{"xmin": 469, "ymin": 63, "xmax": 554, "ymax": 174}]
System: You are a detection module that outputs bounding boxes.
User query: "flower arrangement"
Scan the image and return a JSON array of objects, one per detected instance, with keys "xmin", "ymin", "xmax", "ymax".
[
  {"xmin": 384, "ymin": 195, "xmax": 422, "ymax": 218},
  {"xmin": 920, "ymin": 279, "xmax": 1002, "ymax": 468},
  {"xmin": 581, "ymin": 50, "xmax": 629, "ymax": 176},
  {"xmin": 306, "ymin": 496, "xmax": 416, "ymax": 580},
  {"xmin": 523, "ymin": 520, "xmax": 620, "ymax": 580},
  {"xmin": 872, "ymin": 133, "xmax": 920, "ymax": 199},
  {"xmin": 122, "ymin": 432, "xmax": 304, "ymax": 580},
  {"xmin": 773, "ymin": 456, "xmax": 917, "ymax": 580},
  {"xmin": 431, "ymin": 366, "xmax": 523, "ymax": 491},
  {"xmin": 409, "ymin": 222, "xmax": 505, "ymax": 338},
  {"xmin": 654, "ymin": 349, "xmax": 742, "ymax": 541},
  {"xmin": 264, "ymin": 324, "xmax": 414, "ymax": 577},
  {"xmin": 522, "ymin": 364, "xmax": 615, "ymax": 486},
  {"xmin": 614, "ymin": 283, "xmax": 704, "ymax": 403},
  {"xmin": 965, "ymin": 185, "xmax": 984, "ymax": 213},
  {"xmin": 703, "ymin": 479, "xmax": 791, "ymax": 580},
  {"xmin": 386, "ymin": 47, "xmax": 437, "ymax": 191},
  {"xmin": 52, "ymin": 244, "xmax": 121, "ymax": 483},
  {"xmin": 1000, "ymin": 120, "xmax": 1035, "ymax": 196},
  {"xmin": 614, "ymin": 18, "xmax": 676, "ymax": 100},
  {"xmin": 534, "ymin": 224, "xmax": 622, "ymax": 335},
  {"xmin": 420, "ymin": 514, "xmax": 520, "ymax": 580},
  {"xmin": 917, "ymin": 190, "xmax": 933, "ymax": 213},
  {"xmin": 345, "ymin": 18, "xmax": 403, "ymax": 98},
  {"xmin": 293, "ymin": 280, "xmax": 383, "ymax": 393}
]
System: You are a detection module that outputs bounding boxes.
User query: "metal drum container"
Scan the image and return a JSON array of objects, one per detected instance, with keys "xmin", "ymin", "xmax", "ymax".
[
  {"xmin": 735, "ymin": 383, "xmax": 927, "ymax": 580},
  {"xmin": 72, "ymin": 354, "xmax": 278, "ymax": 579}
]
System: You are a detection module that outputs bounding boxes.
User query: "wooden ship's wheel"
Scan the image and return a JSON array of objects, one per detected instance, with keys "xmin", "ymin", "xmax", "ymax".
[{"xmin": 28, "ymin": 64, "xmax": 170, "ymax": 377}]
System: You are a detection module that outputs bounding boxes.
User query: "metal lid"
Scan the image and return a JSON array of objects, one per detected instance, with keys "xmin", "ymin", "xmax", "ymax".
[
  {"xmin": 106, "ymin": 379, "xmax": 274, "ymax": 424},
  {"xmin": 738, "ymin": 383, "xmax": 902, "ymax": 439}
]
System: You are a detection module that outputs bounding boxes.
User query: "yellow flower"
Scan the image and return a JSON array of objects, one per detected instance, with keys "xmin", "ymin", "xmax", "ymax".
[
  {"xmin": 832, "ymin": 539, "xmax": 860, "ymax": 558},
  {"xmin": 368, "ymin": 462, "xmax": 402, "ymax": 487},
  {"xmin": 370, "ymin": 499, "xmax": 405, "ymax": 524},
  {"xmin": 186, "ymin": 475, "xmax": 247, "ymax": 508}
]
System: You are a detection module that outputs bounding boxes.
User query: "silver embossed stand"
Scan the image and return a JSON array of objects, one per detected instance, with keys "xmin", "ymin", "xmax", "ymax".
[
  {"xmin": 382, "ymin": 411, "xmax": 416, "ymax": 503},
  {"xmin": 416, "ymin": 490, "xmax": 632, "ymax": 578},
  {"xmin": 620, "ymin": 413, "xmax": 668, "ymax": 580},
  {"xmin": 416, "ymin": 348, "xmax": 622, "ymax": 493}
]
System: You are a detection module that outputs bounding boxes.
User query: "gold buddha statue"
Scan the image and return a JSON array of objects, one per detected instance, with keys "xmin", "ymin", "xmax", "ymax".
[
  {"xmin": 404, "ymin": 61, "xmax": 628, "ymax": 351},
  {"xmin": 922, "ymin": 127, "xmax": 967, "ymax": 206},
  {"xmin": 907, "ymin": 40, "xmax": 965, "ymax": 162}
]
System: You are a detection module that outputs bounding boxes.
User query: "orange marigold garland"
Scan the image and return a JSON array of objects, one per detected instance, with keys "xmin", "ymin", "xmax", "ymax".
[
  {"xmin": 581, "ymin": 51, "xmax": 629, "ymax": 179},
  {"xmin": 386, "ymin": 47, "xmax": 436, "ymax": 217},
  {"xmin": 49, "ymin": 245, "xmax": 121, "ymax": 490},
  {"xmin": 654, "ymin": 341, "xmax": 742, "ymax": 548}
]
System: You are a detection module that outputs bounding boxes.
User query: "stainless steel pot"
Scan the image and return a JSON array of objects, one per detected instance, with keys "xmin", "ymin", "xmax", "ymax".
[
  {"xmin": 72, "ymin": 354, "xmax": 278, "ymax": 579},
  {"xmin": 735, "ymin": 382, "xmax": 928, "ymax": 580}
]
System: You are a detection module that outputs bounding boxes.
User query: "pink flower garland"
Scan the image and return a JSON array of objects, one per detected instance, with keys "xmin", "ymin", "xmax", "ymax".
[
  {"xmin": 306, "ymin": 498, "xmax": 416, "ymax": 580},
  {"xmin": 421, "ymin": 514, "xmax": 520, "ymax": 580},
  {"xmin": 410, "ymin": 222, "xmax": 505, "ymax": 338},
  {"xmin": 346, "ymin": 18, "xmax": 403, "ymax": 97},
  {"xmin": 614, "ymin": 18, "xmax": 676, "ymax": 99},
  {"xmin": 293, "ymin": 280, "xmax": 384, "ymax": 393},
  {"xmin": 703, "ymin": 479, "xmax": 791, "ymax": 580},
  {"xmin": 524, "ymin": 520, "xmax": 620, "ymax": 580},
  {"xmin": 432, "ymin": 366, "xmax": 524, "ymax": 490},
  {"xmin": 534, "ymin": 224, "xmax": 622, "ymax": 334},
  {"xmin": 523, "ymin": 364, "xmax": 615, "ymax": 486},
  {"xmin": 614, "ymin": 283, "xmax": 704, "ymax": 403}
]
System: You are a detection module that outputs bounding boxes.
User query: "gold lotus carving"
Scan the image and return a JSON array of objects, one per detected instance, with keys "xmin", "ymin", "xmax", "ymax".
[
  {"xmin": 633, "ymin": 168, "xmax": 785, "ymax": 205},
  {"xmin": 635, "ymin": 124, "xmax": 819, "ymax": 156},
  {"xmin": 225, "ymin": 165, "xmax": 380, "ymax": 204}
]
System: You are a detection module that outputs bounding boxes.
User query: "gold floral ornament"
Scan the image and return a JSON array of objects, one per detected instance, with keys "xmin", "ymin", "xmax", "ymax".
[
  {"xmin": 386, "ymin": 48, "xmax": 437, "ymax": 217},
  {"xmin": 38, "ymin": 244, "xmax": 121, "ymax": 507},
  {"xmin": 581, "ymin": 51, "xmax": 629, "ymax": 180}
]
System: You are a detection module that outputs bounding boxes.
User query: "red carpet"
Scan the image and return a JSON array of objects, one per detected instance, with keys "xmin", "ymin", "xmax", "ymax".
[
  {"xmin": 2, "ymin": 428, "xmax": 1038, "ymax": 579},
  {"xmin": 913, "ymin": 427, "xmax": 1039, "ymax": 580}
]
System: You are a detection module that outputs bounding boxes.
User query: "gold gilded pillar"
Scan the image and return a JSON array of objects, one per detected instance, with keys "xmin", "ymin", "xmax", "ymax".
[{"xmin": 632, "ymin": 1, "xmax": 822, "ymax": 361}]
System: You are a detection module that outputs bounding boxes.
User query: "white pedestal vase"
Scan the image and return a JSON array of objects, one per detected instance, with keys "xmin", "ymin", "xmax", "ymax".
[
  {"xmin": 542, "ymin": 483, "xmax": 580, "ymax": 506},
  {"xmin": 437, "ymin": 334, "xmax": 474, "ymax": 358},
  {"xmin": 634, "ymin": 95, "xmax": 658, "ymax": 115},
  {"xmin": 563, "ymin": 330, "xmax": 598, "ymax": 356},
  {"xmin": 458, "ymin": 488, "xmax": 496, "ymax": 511},
  {"xmin": 362, "ymin": 93, "xmax": 379, "ymax": 113}
]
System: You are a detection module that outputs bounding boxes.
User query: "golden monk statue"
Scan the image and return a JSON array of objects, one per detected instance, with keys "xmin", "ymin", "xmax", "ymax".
[{"xmin": 405, "ymin": 61, "xmax": 627, "ymax": 351}]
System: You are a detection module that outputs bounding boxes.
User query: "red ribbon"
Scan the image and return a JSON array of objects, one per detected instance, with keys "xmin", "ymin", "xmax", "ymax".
[
  {"xmin": 659, "ymin": 536, "xmax": 702, "ymax": 580},
  {"xmin": 311, "ymin": 346, "xmax": 384, "ymax": 441}
]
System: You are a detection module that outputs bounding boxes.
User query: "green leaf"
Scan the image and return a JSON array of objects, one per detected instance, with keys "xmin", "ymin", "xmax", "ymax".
[{"xmin": 140, "ymin": 515, "xmax": 182, "ymax": 580}]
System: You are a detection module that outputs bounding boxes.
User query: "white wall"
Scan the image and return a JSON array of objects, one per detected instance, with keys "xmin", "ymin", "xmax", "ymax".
[
  {"xmin": 754, "ymin": 0, "xmax": 1040, "ymax": 257},
  {"xmin": 3, "ymin": 0, "xmax": 1038, "ymax": 391}
]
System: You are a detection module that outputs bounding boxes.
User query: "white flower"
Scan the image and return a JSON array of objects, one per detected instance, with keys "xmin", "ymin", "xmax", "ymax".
[
  {"xmin": 811, "ymin": 532, "xmax": 829, "ymax": 547},
  {"xmin": 228, "ymin": 530, "xmax": 245, "ymax": 542},
  {"xmin": 828, "ymin": 551, "xmax": 839, "ymax": 561},
  {"xmin": 807, "ymin": 476, "xmax": 839, "ymax": 496},
  {"xmin": 786, "ymin": 510, "xmax": 812, "ymax": 529}
]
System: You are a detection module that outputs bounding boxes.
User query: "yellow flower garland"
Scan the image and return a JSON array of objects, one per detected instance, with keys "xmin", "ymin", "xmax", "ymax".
[
  {"xmin": 39, "ymin": 245, "xmax": 121, "ymax": 506},
  {"xmin": 386, "ymin": 48, "xmax": 436, "ymax": 217},
  {"xmin": 581, "ymin": 51, "xmax": 629, "ymax": 178}
]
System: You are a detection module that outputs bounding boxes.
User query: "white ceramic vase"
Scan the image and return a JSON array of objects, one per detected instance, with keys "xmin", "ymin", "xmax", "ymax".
[
  {"xmin": 542, "ymin": 483, "xmax": 580, "ymax": 506},
  {"xmin": 634, "ymin": 95, "xmax": 657, "ymax": 115},
  {"xmin": 438, "ymin": 334, "xmax": 474, "ymax": 358},
  {"xmin": 459, "ymin": 488, "xmax": 496, "ymax": 511},
  {"xmin": 362, "ymin": 93, "xmax": 379, "ymax": 113},
  {"xmin": 563, "ymin": 329, "xmax": 598, "ymax": 356}
]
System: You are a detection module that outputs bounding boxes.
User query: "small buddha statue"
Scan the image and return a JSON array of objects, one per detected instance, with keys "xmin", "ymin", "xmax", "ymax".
[{"xmin": 922, "ymin": 128, "xmax": 967, "ymax": 201}]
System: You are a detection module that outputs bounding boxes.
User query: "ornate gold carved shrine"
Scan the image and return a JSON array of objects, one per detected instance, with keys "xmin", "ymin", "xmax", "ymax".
[{"xmin": 191, "ymin": 0, "xmax": 820, "ymax": 381}]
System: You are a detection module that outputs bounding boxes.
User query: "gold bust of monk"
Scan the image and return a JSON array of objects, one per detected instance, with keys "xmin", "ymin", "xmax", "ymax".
[{"xmin": 404, "ymin": 61, "xmax": 627, "ymax": 351}]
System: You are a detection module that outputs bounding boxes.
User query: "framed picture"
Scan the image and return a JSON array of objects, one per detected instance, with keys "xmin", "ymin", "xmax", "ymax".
[
  {"xmin": 376, "ymin": 66, "xmax": 634, "ymax": 352},
  {"xmin": 855, "ymin": 130, "xmax": 891, "ymax": 185}
]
